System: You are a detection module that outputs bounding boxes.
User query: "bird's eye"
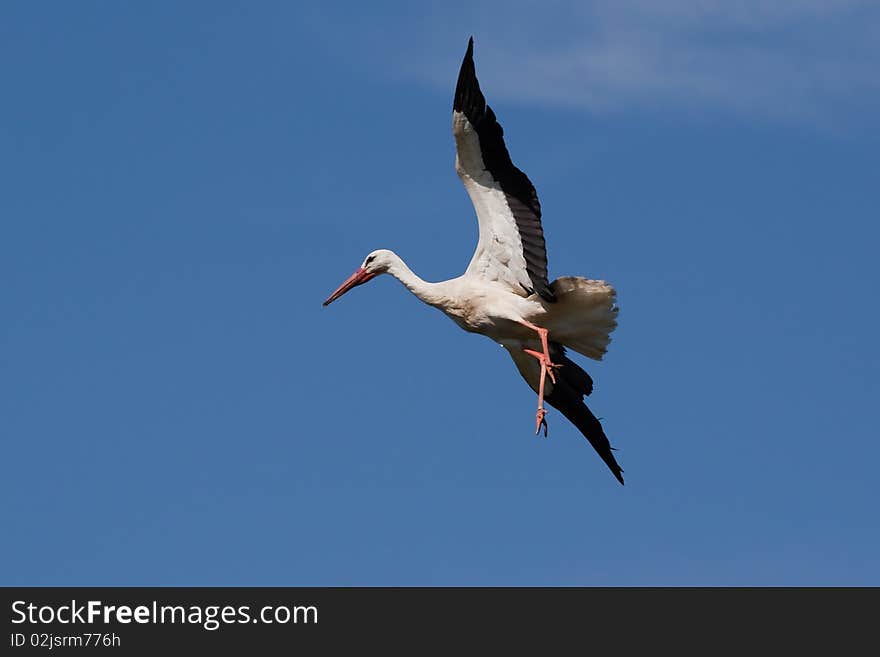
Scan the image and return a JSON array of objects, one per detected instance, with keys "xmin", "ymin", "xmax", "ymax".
[{"xmin": 365, "ymin": 256, "xmax": 375, "ymax": 265}]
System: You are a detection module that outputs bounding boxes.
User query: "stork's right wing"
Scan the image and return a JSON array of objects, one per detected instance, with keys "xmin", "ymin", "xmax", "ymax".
[
  {"xmin": 453, "ymin": 37, "xmax": 555, "ymax": 302},
  {"xmin": 505, "ymin": 342, "xmax": 624, "ymax": 484}
]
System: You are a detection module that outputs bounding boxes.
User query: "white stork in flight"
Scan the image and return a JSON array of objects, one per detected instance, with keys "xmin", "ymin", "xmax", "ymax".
[{"xmin": 324, "ymin": 38, "xmax": 624, "ymax": 483}]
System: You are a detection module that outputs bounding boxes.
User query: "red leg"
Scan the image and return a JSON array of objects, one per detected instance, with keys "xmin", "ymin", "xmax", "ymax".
[
  {"xmin": 518, "ymin": 321, "xmax": 558, "ymax": 383},
  {"xmin": 524, "ymin": 349, "xmax": 550, "ymax": 436},
  {"xmin": 519, "ymin": 321, "xmax": 560, "ymax": 437}
]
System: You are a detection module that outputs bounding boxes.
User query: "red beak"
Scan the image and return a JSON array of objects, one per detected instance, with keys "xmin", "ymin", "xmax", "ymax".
[{"xmin": 323, "ymin": 268, "xmax": 378, "ymax": 306}]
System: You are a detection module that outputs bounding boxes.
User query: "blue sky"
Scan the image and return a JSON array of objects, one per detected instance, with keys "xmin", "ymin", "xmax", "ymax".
[{"xmin": 2, "ymin": 1, "xmax": 879, "ymax": 585}]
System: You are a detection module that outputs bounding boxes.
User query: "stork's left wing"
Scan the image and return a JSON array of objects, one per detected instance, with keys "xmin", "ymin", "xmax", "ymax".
[
  {"xmin": 505, "ymin": 342, "xmax": 624, "ymax": 484},
  {"xmin": 453, "ymin": 38, "xmax": 555, "ymax": 302}
]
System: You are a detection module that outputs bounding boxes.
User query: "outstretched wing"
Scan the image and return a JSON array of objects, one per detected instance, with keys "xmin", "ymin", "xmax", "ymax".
[
  {"xmin": 505, "ymin": 342, "xmax": 624, "ymax": 484},
  {"xmin": 453, "ymin": 37, "xmax": 555, "ymax": 302}
]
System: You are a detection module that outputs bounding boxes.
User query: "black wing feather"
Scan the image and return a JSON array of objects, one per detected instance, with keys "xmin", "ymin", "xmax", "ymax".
[{"xmin": 546, "ymin": 343, "xmax": 624, "ymax": 485}]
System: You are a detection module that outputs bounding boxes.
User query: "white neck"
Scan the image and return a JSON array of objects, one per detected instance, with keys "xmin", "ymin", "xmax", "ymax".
[{"xmin": 384, "ymin": 252, "xmax": 445, "ymax": 307}]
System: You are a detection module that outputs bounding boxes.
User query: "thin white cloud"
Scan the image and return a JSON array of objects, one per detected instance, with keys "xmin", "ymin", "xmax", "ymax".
[{"xmin": 383, "ymin": 0, "xmax": 880, "ymax": 125}]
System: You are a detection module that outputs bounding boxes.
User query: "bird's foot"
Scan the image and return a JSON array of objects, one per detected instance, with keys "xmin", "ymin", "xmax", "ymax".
[
  {"xmin": 535, "ymin": 407, "xmax": 548, "ymax": 437},
  {"xmin": 522, "ymin": 348, "xmax": 561, "ymax": 384}
]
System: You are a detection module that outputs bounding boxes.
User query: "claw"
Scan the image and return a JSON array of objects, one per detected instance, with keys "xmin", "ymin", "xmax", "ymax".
[
  {"xmin": 546, "ymin": 361, "xmax": 559, "ymax": 385},
  {"xmin": 535, "ymin": 408, "xmax": 548, "ymax": 437}
]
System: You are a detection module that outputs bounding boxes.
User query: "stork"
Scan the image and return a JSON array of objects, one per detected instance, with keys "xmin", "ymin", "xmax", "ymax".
[{"xmin": 323, "ymin": 38, "xmax": 624, "ymax": 484}]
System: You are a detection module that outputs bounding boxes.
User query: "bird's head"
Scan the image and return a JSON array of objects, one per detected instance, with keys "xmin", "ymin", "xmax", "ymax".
[{"xmin": 322, "ymin": 249, "xmax": 395, "ymax": 306}]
